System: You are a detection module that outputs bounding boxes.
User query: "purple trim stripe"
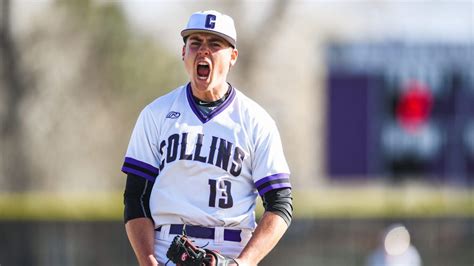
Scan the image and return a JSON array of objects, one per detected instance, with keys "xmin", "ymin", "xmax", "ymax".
[
  {"xmin": 124, "ymin": 157, "xmax": 159, "ymax": 175},
  {"xmin": 255, "ymin": 173, "xmax": 290, "ymax": 187},
  {"xmin": 186, "ymin": 83, "xmax": 236, "ymax": 124},
  {"xmin": 258, "ymin": 182, "xmax": 292, "ymax": 196},
  {"xmin": 121, "ymin": 166, "xmax": 156, "ymax": 182},
  {"xmin": 186, "ymin": 83, "xmax": 206, "ymax": 123},
  {"xmin": 255, "ymin": 173, "xmax": 291, "ymax": 196}
]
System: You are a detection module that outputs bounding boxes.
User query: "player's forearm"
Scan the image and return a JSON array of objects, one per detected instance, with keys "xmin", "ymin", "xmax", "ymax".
[
  {"xmin": 236, "ymin": 211, "xmax": 288, "ymax": 265},
  {"xmin": 125, "ymin": 217, "xmax": 159, "ymax": 266}
]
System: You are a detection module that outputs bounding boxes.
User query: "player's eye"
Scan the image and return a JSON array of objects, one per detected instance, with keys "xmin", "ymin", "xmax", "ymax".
[
  {"xmin": 210, "ymin": 41, "xmax": 226, "ymax": 50},
  {"xmin": 189, "ymin": 40, "xmax": 201, "ymax": 47}
]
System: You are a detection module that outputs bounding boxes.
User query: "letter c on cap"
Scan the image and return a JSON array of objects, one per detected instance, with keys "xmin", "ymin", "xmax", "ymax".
[{"xmin": 205, "ymin": 14, "xmax": 216, "ymax": 29}]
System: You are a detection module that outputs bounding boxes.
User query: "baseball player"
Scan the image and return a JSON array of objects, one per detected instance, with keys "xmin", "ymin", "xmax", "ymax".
[{"xmin": 122, "ymin": 10, "xmax": 293, "ymax": 266}]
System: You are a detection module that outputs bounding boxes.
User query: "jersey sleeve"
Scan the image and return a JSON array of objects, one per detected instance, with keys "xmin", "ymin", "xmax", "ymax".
[
  {"xmin": 121, "ymin": 106, "xmax": 160, "ymax": 182},
  {"xmin": 252, "ymin": 120, "xmax": 291, "ymax": 196}
]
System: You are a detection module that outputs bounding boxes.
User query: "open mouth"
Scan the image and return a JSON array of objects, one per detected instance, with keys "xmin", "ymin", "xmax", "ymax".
[{"xmin": 197, "ymin": 62, "xmax": 210, "ymax": 80}]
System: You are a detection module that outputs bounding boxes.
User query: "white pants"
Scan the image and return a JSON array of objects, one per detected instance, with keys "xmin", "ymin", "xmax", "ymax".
[{"xmin": 154, "ymin": 224, "xmax": 252, "ymax": 265}]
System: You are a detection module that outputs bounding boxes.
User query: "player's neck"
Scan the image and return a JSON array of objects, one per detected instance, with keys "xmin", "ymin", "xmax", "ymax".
[{"xmin": 190, "ymin": 81, "xmax": 229, "ymax": 102}]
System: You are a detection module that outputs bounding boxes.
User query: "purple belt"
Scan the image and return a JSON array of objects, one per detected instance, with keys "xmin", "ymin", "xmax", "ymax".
[{"xmin": 155, "ymin": 224, "xmax": 242, "ymax": 242}]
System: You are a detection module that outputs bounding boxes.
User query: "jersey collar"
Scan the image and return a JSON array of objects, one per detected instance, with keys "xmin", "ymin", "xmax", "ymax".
[{"xmin": 186, "ymin": 83, "xmax": 236, "ymax": 124}]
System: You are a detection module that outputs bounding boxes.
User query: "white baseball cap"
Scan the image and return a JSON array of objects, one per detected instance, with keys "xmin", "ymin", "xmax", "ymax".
[{"xmin": 181, "ymin": 10, "xmax": 237, "ymax": 47}]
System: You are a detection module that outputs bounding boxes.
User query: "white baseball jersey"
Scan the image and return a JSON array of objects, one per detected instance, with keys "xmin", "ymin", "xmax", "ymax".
[{"xmin": 122, "ymin": 83, "xmax": 291, "ymax": 230}]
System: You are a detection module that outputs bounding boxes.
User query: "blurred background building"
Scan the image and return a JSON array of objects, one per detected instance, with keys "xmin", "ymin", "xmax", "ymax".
[{"xmin": 0, "ymin": 0, "xmax": 473, "ymax": 265}]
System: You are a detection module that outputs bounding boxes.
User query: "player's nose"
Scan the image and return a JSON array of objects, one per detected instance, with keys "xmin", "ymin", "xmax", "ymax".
[{"xmin": 197, "ymin": 43, "xmax": 210, "ymax": 56}]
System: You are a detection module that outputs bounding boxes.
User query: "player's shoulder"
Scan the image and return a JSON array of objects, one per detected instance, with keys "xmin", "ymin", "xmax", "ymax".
[
  {"xmin": 133, "ymin": 85, "xmax": 184, "ymax": 120},
  {"xmin": 233, "ymin": 87, "xmax": 276, "ymax": 125},
  {"xmin": 146, "ymin": 85, "xmax": 186, "ymax": 111},
  {"xmin": 134, "ymin": 85, "xmax": 186, "ymax": 124}
]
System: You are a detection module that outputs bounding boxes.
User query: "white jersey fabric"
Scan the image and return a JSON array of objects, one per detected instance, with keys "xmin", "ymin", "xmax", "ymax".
[{"xmin": 122, "ymin": 83, "xmax": 291, "ymax": 231}]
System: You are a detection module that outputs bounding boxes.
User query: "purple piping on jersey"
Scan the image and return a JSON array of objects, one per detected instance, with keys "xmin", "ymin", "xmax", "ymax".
[
  {"xmin": 121, "ymin": 167, "xmax": 156, "ymax": 182},
  {"xmin": 255, "ymin": 173, "xmax": 291, "ymax": 196},
  {"xmin": 258, "ymin": 182, "xmax": 292, "ymax": 196},
  {"xmin": 124, "ymin": 157, "xmax": 159, "ymax": 175},
  {"xmin": 186, "ymin": 83, "xmax": 236, "ymax": 124},
  {"xmin": 255, "ymin": 173, "xmax": 290, "ymax": 187}
]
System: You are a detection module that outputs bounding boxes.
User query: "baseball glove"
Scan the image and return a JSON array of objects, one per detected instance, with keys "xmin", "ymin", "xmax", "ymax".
[{"xmin": 166, "ymin": 233, "xmax": 238, "ymax": 266}]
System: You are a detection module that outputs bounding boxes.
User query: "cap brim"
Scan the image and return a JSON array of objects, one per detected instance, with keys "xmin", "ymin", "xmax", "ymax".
[{"xmin": 181, "ymin": 29, "xmax": 236, "ymax": 48}]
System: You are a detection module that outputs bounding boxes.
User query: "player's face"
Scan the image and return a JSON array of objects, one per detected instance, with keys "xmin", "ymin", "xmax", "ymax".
[{"xmin": 182, "ymin": 33, "xmax": 238, "ymax": 99}]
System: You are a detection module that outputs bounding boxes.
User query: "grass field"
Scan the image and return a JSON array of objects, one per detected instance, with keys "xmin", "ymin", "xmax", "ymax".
[{"xmin": 0, "ymin": 185, "xmax": 472, "ymax": 220}]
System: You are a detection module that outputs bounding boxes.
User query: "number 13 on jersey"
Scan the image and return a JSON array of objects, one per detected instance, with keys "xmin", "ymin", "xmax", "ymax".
[{"xmin": 208, "ymin": 179, "xmax": 233, "ymax": 208}]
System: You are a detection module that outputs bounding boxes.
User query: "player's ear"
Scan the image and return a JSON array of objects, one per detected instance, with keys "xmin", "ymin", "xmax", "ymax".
[
  {"xmin": 182, "ymin": 45, "xmax": 186, "ymax": 60},
  {"xmin": 229, "ymin": 48, "xmax": 238, "ymax": 67}
]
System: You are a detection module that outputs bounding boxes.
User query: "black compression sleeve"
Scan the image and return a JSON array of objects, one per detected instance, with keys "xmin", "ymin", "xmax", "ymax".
[
  {"xmin": 123, "ymin": 174, "xmax": 153, "ymax": 223},
  {"xmin": 261, "ymin": 188, "xmax": 293, "ymax": 226}
]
